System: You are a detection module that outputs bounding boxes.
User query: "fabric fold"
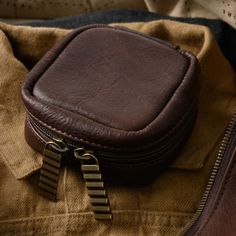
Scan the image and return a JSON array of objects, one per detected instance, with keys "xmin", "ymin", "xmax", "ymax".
[{"xmin": 0, "ymin": 20, "xmax": 235, "ymax": 235}]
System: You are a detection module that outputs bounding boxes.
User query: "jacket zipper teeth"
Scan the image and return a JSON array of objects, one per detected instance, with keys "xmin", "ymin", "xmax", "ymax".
[
  {"xmin": 28, "ymin": 107, "xmax": 195, "ymax": 163},
  {"xmin": 181, "ymin": 112, "xmax": 236, "ymax": 235}
]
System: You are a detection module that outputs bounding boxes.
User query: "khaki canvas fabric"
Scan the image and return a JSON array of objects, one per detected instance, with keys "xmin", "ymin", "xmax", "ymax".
[
  {"xmin": 0, "ymin": 0, "xmax": 236, "ymax": 28},
  {"xmin": 0, "ymin": 20, "xmax": 235, "ymax": 235}
]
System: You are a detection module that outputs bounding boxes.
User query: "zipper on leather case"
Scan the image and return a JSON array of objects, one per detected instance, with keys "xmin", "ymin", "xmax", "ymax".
[
  {"xmin": 28, "ymin": 100, "xmax": 197, "ymax": 165},
  {"xmin": 74, "ymin": 148, "xmax": 112, "ymax": 220},
  {"xmin": 27, "ymin": 103, "xmax": 196, "ymax": 221},
  {"xmin": 39, "ymin": 137, "xmax": 112, "ymax": 220},
  {"xmin": 39, "ymin": 138, "xmax": 69, "ymax": 200},
  {"xmin": 35, "ymin": 111, "xmax": 236, "ymax": 223},
  {"xmin": 182, "ymin": 112, "xmax": 236, "ymax": 235}
]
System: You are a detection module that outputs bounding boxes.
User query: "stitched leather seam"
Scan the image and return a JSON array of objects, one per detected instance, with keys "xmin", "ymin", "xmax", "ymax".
[
  {"xmin": 27, "ymin": 114, "xmax": 183, "ymax": 167},
  {"xmin": 26, "ymin": 98, "xmax": 196, "ymax": 150},
  {"xmin": 26, "ymin": 118, "xmax": 46, "ymax": 146},
  {"xmin": 27, "ymin": 109, "xmax": 191, "ymax": 168}
]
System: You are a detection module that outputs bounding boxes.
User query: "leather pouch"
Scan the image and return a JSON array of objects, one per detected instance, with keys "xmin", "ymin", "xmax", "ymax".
[{"xmin": 21, "ymin": 25, "xmax": 199, "ymax": 220}]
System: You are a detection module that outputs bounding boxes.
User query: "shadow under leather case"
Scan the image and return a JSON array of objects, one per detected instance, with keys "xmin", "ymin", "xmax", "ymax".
[{"xmin": 21, "ymin": 24, "xmax": 199, "ymax": 219}]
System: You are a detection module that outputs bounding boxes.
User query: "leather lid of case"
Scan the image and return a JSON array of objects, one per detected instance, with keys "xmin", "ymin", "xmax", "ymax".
[
  {"xmin": 22, "ymin": 25, "xmax": 199, "ymax": 149},
  {"xmin": 32, "ymin": 27, "xmax": 189, "ymax": 131}
]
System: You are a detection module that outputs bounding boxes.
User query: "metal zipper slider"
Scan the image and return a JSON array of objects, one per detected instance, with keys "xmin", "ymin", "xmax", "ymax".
[
  {"xmin": 74, "ymin": 147, "xmax": 112, "ymax": 220},
  {"xmin": 39, "ymin": 138, "xmax": 69, "ymax": 201}
]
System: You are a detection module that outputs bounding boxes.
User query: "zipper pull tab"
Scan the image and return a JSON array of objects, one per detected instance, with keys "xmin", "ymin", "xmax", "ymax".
[
  {"xmin": 74, "ymin": 148, "xmax": 112, "ymax": 220},
  {"xmin": 39, "ymin": 138, "xmax": 69, "ymax": 201}
]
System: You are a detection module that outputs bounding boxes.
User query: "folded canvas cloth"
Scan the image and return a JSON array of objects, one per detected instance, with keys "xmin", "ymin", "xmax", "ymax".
[
  {"xmin": 23, "ymin": 9, "xmax": 236, "ymax": 72},
  {"xmin": 0, "ymin": 20, "xmax": 235, "ymax": 235},
  {"xmin": 0, "ymin": 0, "xmax": 235, "ymax": 28}
]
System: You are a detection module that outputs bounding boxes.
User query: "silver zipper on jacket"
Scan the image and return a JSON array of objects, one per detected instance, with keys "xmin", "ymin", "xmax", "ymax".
[{"xmin": 181, "ymin": 112, "xmax": 236, "ymax": 235}]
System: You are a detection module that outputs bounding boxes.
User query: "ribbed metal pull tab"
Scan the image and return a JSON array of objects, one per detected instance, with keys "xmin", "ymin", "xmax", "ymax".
[
  {"xmin": 74, "ymin": 148, "xmax": 112, "ymax": 220},
  {"xmin": 39, "ymin": 138, "xmax": 69, "ymax": 201}
]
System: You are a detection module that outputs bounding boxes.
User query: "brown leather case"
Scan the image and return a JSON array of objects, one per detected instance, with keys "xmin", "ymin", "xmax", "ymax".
[{"xmin": 21, "ymin": 24, "xmax": 199, "ymax": 185}]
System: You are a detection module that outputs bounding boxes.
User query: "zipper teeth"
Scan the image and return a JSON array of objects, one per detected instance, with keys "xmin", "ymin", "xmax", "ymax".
[
  {"xmin": 182, "ymin": 112, "xmax": 236, "ymax": 235},
  {"xmin": 28, "ymin": 109, "xmax": 195, "ymax": 161},
  {"xmin": 29, "ymin": 116, "xmax": 184, "ymax": 162}
]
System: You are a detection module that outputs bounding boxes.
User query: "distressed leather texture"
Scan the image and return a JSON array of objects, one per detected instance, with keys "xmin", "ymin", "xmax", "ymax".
[
  {"xmin": 21, "ymin": 25, "xmax": 199, "ymax": 151},
  {"xmin": 32, "ymin": 28, "xmax": 189, "ymax": 132},
  {"xmin": 21, "ymin": 25, "xmax": 199, "ymax": 184}
]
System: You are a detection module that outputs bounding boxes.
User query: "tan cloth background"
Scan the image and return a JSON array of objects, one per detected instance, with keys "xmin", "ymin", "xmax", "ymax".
[
  {"xmin": 0, "ymin": 20, "xmax": 235, "ymax": 235},
  {"xmin": 0, "ymin": 0, "xmax": 236, "ymax": 28}
]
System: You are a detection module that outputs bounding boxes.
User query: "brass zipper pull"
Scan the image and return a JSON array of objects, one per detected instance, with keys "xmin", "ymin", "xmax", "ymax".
[
  {"xmin": 74, "ymin": 148, "xmax": 112, "ymax": 220},
  {"xmin": 39, "ymin": 138, "xmax": 69, "ymax": 201}
]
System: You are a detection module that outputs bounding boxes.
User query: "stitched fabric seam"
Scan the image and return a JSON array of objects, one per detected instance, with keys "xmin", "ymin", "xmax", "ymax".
[
  {"xmin": 0, "ymin": 212, "xmax": 193, "ymax": 226},
  {"xmin": 0, "ymin": 211, "xmax": 193, "ymax": 223}
]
